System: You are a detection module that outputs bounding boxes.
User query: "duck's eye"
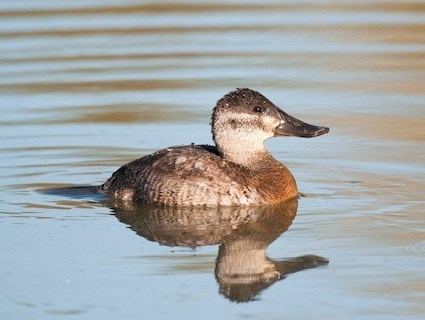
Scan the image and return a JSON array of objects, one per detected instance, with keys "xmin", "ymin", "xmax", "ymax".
[{"xmin": 253, "ymin": 106, "xmax": 266, "ymax": 113}]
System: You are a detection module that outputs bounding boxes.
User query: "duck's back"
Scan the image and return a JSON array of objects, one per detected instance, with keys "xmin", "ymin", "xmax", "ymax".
[{"xmin": 101, "ymin": 145, "xmax": 264, "ymax": 206}]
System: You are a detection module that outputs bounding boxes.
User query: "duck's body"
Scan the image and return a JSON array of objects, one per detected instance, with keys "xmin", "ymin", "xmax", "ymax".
[
  {"xmin": 102, "ymin": 88, "xmax": 328, "ymax": 207},
  {"xmin": 101, "ymin": 144, "xmax": 297, "ymax": 206}
]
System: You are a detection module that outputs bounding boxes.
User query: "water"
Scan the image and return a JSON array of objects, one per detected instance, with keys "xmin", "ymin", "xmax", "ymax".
[{"xmin": 0, "ymin": 0, "xmax": 424, "ymax": 319}]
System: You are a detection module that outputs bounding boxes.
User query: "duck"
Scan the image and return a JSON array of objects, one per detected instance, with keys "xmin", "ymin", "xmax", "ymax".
[{"xmin": 100, "ymin": 88, "xmax": 329, "ymax": 206}]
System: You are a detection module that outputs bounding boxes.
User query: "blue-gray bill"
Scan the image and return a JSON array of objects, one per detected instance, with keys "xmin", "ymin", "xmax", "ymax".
[{"xmin": 274, "ymin": 108, "xmax": 329, "ymax": 138}]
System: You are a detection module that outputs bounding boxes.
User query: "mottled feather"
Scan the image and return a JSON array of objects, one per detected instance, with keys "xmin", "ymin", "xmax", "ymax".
[{"xmin": 101, "ymin": 145, "xmax": 270, "ymax": 206}]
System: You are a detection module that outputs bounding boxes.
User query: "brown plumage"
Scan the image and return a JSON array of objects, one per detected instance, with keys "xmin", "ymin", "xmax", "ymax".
[{"xmin": 101, "ymin": 88, "xmax": 329, "ymax": 206}]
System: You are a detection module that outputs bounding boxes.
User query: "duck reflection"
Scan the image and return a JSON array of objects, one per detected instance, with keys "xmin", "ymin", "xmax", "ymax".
[{"xmin": 109, "ymin": 199, "xmax": 328, "ymax": 302}]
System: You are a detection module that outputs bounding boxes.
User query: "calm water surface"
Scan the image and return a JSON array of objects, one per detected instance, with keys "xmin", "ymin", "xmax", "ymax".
[{"xmin": 0, "ymin": 1, "xmax": 424, "ymax": 319}]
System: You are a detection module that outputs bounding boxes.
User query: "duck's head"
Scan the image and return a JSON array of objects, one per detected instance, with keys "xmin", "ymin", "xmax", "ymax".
[{"xmin": 211, "ymin": 88, "xmax": 329, "ymax": 166}]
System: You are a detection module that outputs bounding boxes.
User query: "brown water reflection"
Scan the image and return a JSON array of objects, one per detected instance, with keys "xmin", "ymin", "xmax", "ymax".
[
  {"xmin": 2, "ymin": 2, "xmax": 425, "ymax": 17},
  {"xmin": 111, "ymin": 198, "xmax": 328, "ymax": 302}
]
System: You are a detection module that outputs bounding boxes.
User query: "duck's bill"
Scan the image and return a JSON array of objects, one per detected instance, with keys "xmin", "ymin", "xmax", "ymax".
[{"xmin": 274, "ymin": 110, "xmax": 329, "ymax": 138}]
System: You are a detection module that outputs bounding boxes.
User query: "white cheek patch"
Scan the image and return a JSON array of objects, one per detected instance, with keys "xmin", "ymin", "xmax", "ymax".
[
  {"xmin": 263, "ymin": 114, "xmax": 280, "ymax": 130},
  {"xmin": 213, "ymin": 112, "xmax": 275, "ymax": 166}
]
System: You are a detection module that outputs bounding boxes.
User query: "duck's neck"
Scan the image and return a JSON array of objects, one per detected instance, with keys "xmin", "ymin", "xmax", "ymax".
[
  {"xmin": 213, "ymin": 128, "xmax": 299, "ymax": 202},
  {"xmin": 213, "ymin": 129, "xmax": 274, "ymax": 169}
]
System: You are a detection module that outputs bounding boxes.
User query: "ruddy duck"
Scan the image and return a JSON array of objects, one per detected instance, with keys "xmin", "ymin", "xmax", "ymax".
[{"xmin": 101, "ymin": 88, "xmax": 329, "ymax": 206}]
